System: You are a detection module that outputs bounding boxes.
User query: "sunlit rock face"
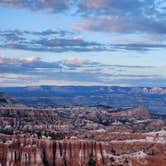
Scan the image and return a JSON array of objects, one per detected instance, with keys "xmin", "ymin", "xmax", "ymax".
[
  {"xmin": 0, "ymin": 138, "xmax": 106, "ymax": 166},
  {"xmin": 0, "ymin": 135, "xmax": 166, "ymax": 166}
]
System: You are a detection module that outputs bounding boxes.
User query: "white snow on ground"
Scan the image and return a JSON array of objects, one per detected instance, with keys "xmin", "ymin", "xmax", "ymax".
[
  {"xmin": 146, "ymin": 130, "xmax": 166, "ymax": 137},
  {"xmin": 112, "ymin": 121, "xmax": 123, "ymax": 125},
  {"xmin": 96, "ymin": 129, "xmax": 106, "ymax": 132},
  {"xmin": 110, "ymin": 136, "xmax": 166, "ymax": 144},
  {"xmin": 129, "ymin": 151, "xmax": 147, "ymax": 158},
  {"xmin": 103, "ymin": 150, "xmax": 147, "ymax": 159},
  {"xmin": 135, "ymin": 119, "xmax": 151, "ymax": 124}
]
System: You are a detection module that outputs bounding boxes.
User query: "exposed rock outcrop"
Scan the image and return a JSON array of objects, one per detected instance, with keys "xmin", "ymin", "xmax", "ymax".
[{"xmin": 0, "ymin": 136, "xmax": 165, "ymax": 166}]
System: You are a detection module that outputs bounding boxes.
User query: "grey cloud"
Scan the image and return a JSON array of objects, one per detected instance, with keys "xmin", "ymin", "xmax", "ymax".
[
  {"xmin": 0, "ymin": 56, "xmax": 165, "ymax": 86},
  {"xmin": 0, "ymin": 56, "xmax": 105, "ymax": 85},
  {"xmin": 0, "ymin": 56, "xmax": 100, "ymax": 75},
  {"xmin": 78, "ymin": 0, "xmax": 155, "ymax": 16},
  {"xmin": 0, "ymin": 56, "xmax": 62, "ymax": 74},
  {"xmin": 0, "ymin": 29, "xmax": 73, "ymax": 39},
  {"xmin": 109, "ymin": 78, "xmax": 166, "ymax": 87},
  {"xmin": 0, "ymin": 29, "xmax": 108, "ymax": 52},
  {"xmin": 1, "ymin": 42, "xmax": 107, "ymax": 53},
  {"xmin": 1, "ymin": 29, "xmax": 166, "ymax": 52},
  {"xmin": 0, "ymin": 0, "xmax": 161, "ymax": 17},
  {"xmin": 76, "ymin": 0, "xmax": 166, "ymax": 38},
  {"xmin": 40, "ymin": 71, "xmax": 103, "ymax": 83},
  {"xmin": 35, "ymin": 38, "xmax": 101, "ymax": 47},
  {"xmin": 76, "ymin": 15, "xmax": 166, "ymax": 35},
  {"xmin": 23, "ymin": 29, "xmax": 73, "ymax": 37},
  {"xmin": 112, "ymin": 43, "xmax": 166, "ymax": 51},
  {"xmin": 111, "ymin": 74, "xmax": 160, "ymax": 78},
  {"xmin": 0, "ymin": 56, "xmax": 157, "ymax": 74},
  {"xmin": 0, "ymin": 0, "xmax": 70, "ymax": 13},
  {"xmin": 1, "ymin": 75, "xmax": 166, "ymax": 87},
  {"xmin": 0, "ymin": 0, "xmax": 165, "ymax": 36}
]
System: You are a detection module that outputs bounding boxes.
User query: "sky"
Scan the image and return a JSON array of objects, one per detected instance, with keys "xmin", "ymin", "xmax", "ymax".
[{"xmin": 0, "ymin": 0, "xmax": 166, "ymax": 87}]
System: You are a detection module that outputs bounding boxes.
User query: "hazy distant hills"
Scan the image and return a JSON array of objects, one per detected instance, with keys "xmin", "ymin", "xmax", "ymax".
[
  {"xmin": 0, "ymin": 92, "xmax": 25, "ymax": 108},
  {"xmin": 0, "ymin": 92, "xmax": 17, "ymax": 107},
  {"xmin": 0, "ymin": 86, "xmax": 166, "ymax": 114}
]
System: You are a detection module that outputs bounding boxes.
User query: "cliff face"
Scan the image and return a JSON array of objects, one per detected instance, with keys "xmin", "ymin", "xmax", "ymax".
[
  {"xmin": 0, "ymin": 138, "xmax": 106, "ymax": 166},
  {"xmin": 0, "ymin": 136, "xmax": 166, "ymax": 166}
]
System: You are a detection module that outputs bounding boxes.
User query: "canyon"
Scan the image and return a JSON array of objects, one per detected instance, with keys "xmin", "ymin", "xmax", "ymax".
[{"xmin": 0, "ymin": 92, "xmax": 165, "ymax": 166}]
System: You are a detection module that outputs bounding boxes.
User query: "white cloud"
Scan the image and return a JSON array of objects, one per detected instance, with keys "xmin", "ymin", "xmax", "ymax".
[{"xmin": 60, "ymin": 57, "xmax": 90, "ymax": 67}]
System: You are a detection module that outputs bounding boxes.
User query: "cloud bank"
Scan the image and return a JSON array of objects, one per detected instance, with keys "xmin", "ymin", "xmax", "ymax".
[
  {"xmin": 0, "ymin": 29, "xmax": 108, "ymax": 52},
  {"xmin": 0, "ymin": 56, "xmax": 165, "ymax": 87},
  {"xmin": 0, "ymin": 0, "xmax": 70, "ymax": 12}
]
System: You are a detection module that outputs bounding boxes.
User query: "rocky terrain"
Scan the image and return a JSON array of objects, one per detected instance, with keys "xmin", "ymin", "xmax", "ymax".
[
  {"xmin": 0, "ymin": 92, "xmax": 165, "ymax": 166},
  {"xmin": 0, "ymin": 135, "xmax": 166, "ymax": 166},
  {"xmin": 0, "ymin": 106, "xmax": 165, "ymax": 136}
]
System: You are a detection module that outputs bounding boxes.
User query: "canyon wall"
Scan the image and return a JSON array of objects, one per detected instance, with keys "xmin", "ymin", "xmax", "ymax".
[
  {"xmin": 0, "ymin": 138, "xmax": 106, "ymax": 166},
  {"xmin": 0, "ymin": 136, "xmax": 166, "ymax": 166}
]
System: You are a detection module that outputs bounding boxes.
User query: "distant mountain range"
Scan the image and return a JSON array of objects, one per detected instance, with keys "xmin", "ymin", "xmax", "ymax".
[{"xmin": 0, "ymin": 86, "xmax": 166, "ymax": 114}]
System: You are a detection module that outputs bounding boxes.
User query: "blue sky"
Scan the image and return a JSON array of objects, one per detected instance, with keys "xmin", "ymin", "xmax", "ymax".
[{"xmin": 0, "ymin": 0, "xmax": 166, "ymax": 87}]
